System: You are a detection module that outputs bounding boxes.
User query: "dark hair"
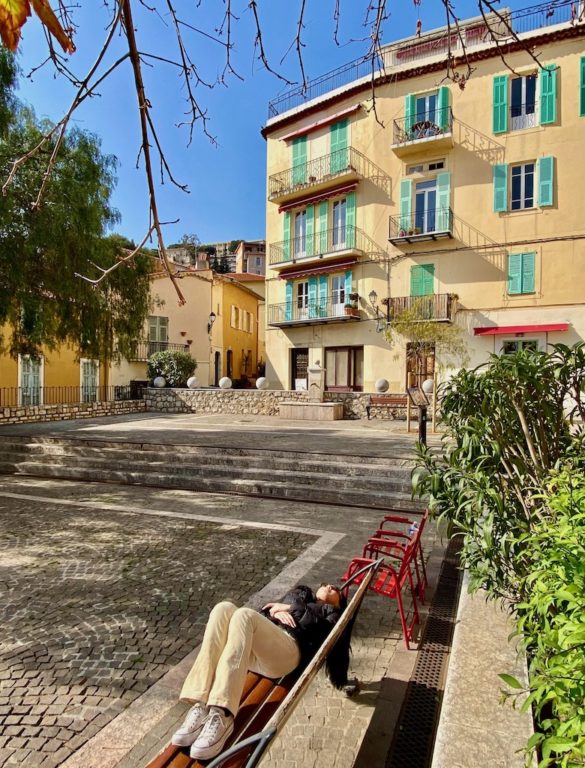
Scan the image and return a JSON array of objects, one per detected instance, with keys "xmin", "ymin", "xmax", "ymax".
[{"xmin": 325, "ymin": 592, "xmax": 354, "ymax": 689}]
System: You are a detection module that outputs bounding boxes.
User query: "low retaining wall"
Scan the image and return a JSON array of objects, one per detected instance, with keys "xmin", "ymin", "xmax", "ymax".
[
  {"xmin": 144, "ymin": 388, "xmax": 409, "ymax": 420},
  {"xmin": 0, "ymin": 399, "xmax": 146, "ymax": 425}
]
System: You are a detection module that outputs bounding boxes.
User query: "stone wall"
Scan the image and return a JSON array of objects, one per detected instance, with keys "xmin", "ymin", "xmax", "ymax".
[
  {"xmin": 144, "ymin": 388, "xmax": 410, "ymax": 420},
  {"xmin": 0, "ymin": 399, "xmax": 146, "ymax": 425}
]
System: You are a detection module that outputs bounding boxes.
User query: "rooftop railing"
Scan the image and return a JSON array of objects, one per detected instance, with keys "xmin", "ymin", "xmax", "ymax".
[{"xmin": 267, "ymin": 0, "xmax": 577, "ymax": 118}]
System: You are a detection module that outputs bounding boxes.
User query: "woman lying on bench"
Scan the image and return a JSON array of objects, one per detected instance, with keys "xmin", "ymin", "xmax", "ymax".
[{"xmin": 171, "ymin": 583, "xmax": 350, "ymax": 761}]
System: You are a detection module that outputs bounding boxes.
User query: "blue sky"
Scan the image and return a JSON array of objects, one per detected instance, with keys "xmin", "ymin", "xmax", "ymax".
[{"xmin": 16, "ymin": 0, "xmax": 530, "ymax": 246}]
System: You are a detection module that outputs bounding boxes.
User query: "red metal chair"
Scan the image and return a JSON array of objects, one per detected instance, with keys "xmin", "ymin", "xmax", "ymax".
[
  {"xmin": 372, "ymin": 509, "xmax": 429, "ymax": 602},
  {"xmin": 341, "ymin": 541, "xmax": 420, "ymax": 649}
]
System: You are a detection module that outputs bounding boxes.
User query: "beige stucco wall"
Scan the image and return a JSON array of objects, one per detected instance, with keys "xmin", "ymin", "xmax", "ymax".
[{"xmin": 264, "ymin": 29, "xmax": 585, "ymax": 392}]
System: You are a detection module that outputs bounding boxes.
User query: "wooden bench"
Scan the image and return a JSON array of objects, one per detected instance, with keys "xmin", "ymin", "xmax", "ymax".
[
  {"xmin": 365, "ymin": 394, "xmax": 407, "ymax": 420},
  {"xmin": 146, "ymin": 560, "xmax": 381, "ymax": 768}
]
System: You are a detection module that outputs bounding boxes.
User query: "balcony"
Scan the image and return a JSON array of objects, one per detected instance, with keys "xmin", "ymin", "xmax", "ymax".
[
  {"xmin": 389, "ymin": 293, "xmax": 457, "ymax": 323},
  {"xmin": 128, "ymin": 341, "xmax": 189, "ymax": 362},
  {"xmin": 391, "ymin": 107, "xmax": 454, "ymax": 157},
  {"xmin": 270, "ymin": 225, "xmax": 380, "ymax": 269},
  {"xmin": 389, "ymin": 208, "xmax": 453, "ymax": 246},
  {"xmin": 267, "ymin": 298, "xmax": 361, "ymax": 328},
  {"xmin": 268, "ymin": 147, "xmax": 362, "ymax": 205}
]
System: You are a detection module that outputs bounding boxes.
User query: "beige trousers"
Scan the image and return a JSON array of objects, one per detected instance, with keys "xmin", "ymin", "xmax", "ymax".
[{"xmin": 180, "ymin": 601, "xmax": 301, "ymax": 716}]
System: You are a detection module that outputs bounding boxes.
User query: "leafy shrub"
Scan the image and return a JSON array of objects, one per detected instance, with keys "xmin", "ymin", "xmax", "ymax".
[{"xmin": 147, "ymin": 350, "xmax": 197, "ymax": 387}]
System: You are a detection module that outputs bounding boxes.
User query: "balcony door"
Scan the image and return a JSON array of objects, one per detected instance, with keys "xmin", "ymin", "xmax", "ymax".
[
  {"xmin": 294, "ymin": 210, "xmax": 307, "ymax": 259},
  {"xmin": 332, "ymin": 199, "xmax": 347, "ymax": 250},
  {"xmin": 148, "ymin": 316, "xmax": 168, "ymax": 356},
  {"xmin": 297, "ymin": 281, "xmax": 309, "ymax": 319},
  {"xmin": 414, "ymin": 179, "xmax": 437, "ymax": 234},
  {"xmin": 510, "ymin": 75, "xmax": 537, "ymax": 131},
  {"xmin": 19, "ymin": 355, "xmax": 42, "ymax": 406},
  {"xmin": 415, "ymin": 92, "xmax": 437, "ymax": 124},
  {"xmin": 331, "ymin": 274, "xmax": 346, "ymax": 316},
  {"xmin": 291, "ymin": 348, "xmax": 309, "ymax": 390},
  {"xmin": 81, "ymin": 359, "xmax": 99, "ymax": 403}
]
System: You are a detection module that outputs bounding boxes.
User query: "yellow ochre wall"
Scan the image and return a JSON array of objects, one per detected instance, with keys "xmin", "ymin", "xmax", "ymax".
[{"xmin": 211, "ymin": 278, "xmax": 261, "ymax": 384}]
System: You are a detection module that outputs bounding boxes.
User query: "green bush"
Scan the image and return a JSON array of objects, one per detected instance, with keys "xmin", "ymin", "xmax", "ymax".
[{"xmin": 147, "ymin": 350, "xmax": 197, "ymax": 387}]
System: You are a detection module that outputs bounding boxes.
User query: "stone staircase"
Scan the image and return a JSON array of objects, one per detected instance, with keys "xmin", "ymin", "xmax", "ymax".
[{"xmin": 0, "ymin": 435, "xmax": 422, "ymax": 510}]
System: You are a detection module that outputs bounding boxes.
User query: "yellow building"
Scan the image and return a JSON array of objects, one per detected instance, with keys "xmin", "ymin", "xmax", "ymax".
[{"xmin": 263, "ymin": 6, "xmax": 585, "ymax": 392}]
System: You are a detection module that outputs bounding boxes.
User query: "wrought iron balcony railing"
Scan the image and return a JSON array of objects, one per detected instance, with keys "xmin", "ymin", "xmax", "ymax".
[
  {"xmin": 388, "ymin": 293, "xmax": 457, "ymax": 322},
  {"xmin": 0, "ymin": 384, "xmax": 142, "ymax": 408},
  {"xmin": 392, "ymin": 107, "xmax": 453, "ymax": 145},
  {"xmin": 267, "ymin": 297, "xmax": 361, "ymax": 327},
  {"xmin": 129, "ymin": 341, "xmax": 189, "ymax": 362},
  {"xmin": 268, "ymin": 147, "xmax": 361, "ymax": 200},
  {"xmin": 389, "ymin": 208, "xmax": 453, "ymax": 244},
  {"xmin": 270, "ymin": 225, "xmax": 374, "ymax": 266}
]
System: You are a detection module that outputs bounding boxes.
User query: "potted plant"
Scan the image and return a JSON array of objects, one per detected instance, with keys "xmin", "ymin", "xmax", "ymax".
[{"xmin": 344, "ymin": 301, "xmax": 359, "ymax": 317}]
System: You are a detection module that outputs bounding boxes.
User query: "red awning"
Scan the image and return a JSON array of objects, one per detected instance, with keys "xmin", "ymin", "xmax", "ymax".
[
  {"xmin": 474, "ymin": 323, "xmax": 570, "ymax": 336},
  {"xmin": 278, "ymin": 182, "xmax": 359, "ymax": 213},
  {"xmin": 278, "ymin": 258, "xmax": 357, "ymax": 280},
  {"xmin": 280, "ymin": 104, "xmax": 361, "ymax": 142}
]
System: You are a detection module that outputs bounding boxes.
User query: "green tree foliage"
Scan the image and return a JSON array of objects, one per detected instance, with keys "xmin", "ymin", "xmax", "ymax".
[
  {"xmin": 0, "ymin": 50, "xmax": 151, "ymax": 361},
  {"xmin": 218, "ymin": 254, "xmax": 231, "ymax": 273},
  {"xmin": 147, "ymin": 350, "xmax": 197, "ymax": 387}
]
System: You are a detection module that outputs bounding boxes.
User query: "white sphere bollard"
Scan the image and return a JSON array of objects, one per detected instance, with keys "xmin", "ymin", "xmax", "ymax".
[
  {"xmin": 375, "ymin": 378, "xmax": 389, "ymax": 393},
  {"xmin": 256, "ymin": 377, "xmax": 269, "ymax": 390},
  {"xmin": 422, "ymin": 378, "xmax": 434, "ymax": 394},
  {"xmin": 187, "ymin": 376, "xmax": 199, "ymax": 389},
  {"xmin": 153, "ymin": 376, "xmax": 166, "ymax": 388},
  {"xmin": 219, "ymin": 377, "xmax": 232, "ymax": 389}
]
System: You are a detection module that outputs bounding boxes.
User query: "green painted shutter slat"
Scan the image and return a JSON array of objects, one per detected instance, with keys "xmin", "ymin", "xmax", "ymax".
[
  {"xmin": 540, "ymin": 65, "xmax": 557, "ymax": 125},
  {"xmin": 330, "ymin": 119, "xmax": 348, "ymax": 174},
  {"xmin": 437, "ymin": 86, "xmax": 450, "ymax": 130},
  {"xmin": 493, "ymin": 75, "xmax": 508, "ymax": 134},
  {"xmin": 308, "ymin": 276, "xmax": 318, "ymax": 318},
  {"xmin": 493, "ymin": 164, "xmax": 508, "ymax": 212},
  {"xmin": 318, "ymin": 274, "xmax": 328, "ymax": 316},
  {"xmin": 521, "ymin": 252, "xmax": 535, "ymax": 293},
  {"xmin": 305, "ymin": 204, "xmax": 315, "ymax": 257},
  {"xmin": 400, "ymin": 179, "xmax": 412, "ymax": 231},
  {"xmin": 436, "ymin": 172, "xmax": 451, "ymax": 231},
  {"xmin": 285, "ymin": 281, "xmax": 293, "ymax": 320},
  {"xmin": 410, "ymin": 266, "xmax": 424, "ymax": 297},
  {"xmin": 318, "ymin": 201, "xmax": 328, "ymax": 253},
  {"xmin": 538, "ymin": 156, "xmax": 554, "ymax": 206},
  {"xmin": 344, "ymin": 270, "xmax": 353, "ymax": 298},
  {"xmin": 580, "ymin": 57, "xmax": 585, "ymax": 117},
  {"xmin": 346, "ymin": 191, "xmax": 356, "ymax": 248},
  {"xmin": 283, "ymin": 211, "xmax": 291, "ymax": 262},
  {"xmin": 507, "ymin": 254, "xmax": 522, "ymax": 294},
  {"xmin": 421, "ymin": 264, "xmax": 435, "ymax": 295},
  {"xmin": 405, "ymin": 93, "xmax": 416, "ymax": 133},
  {"xmin": 292, "ymin": 136, "xmax": 307, "ymax": 185}
]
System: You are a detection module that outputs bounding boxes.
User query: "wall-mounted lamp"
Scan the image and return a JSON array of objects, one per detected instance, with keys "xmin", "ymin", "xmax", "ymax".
[
  {"xmin": 368, "ymin": 290, "xmax": 389, "ymax": 333},
  {"xmin": 207, "ymin": 311, "xmax": 216, "ymax": 334}
]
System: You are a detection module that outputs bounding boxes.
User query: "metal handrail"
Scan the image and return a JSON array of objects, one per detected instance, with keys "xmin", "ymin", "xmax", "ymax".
[
  {"xmin": 392, "ymin": 107, "xmax": 453, "ymax": 145},
  {"xmin": 267, "ymin": 297, "xmax": 360, "ymax": 326},
  {"xmin": 0, "ymin": 384, "xmax": 142, "ymax": 408},
  {"xmin": 268, "ymin": 146, "xmax": 361, "ymax": 199},
  {"xmin": 388, "ymin": 293, "xmax": 456, "ymax": 322},
  {"xmin": 389, "ymin": 208, "xmax": 453, "ymax": 239},
  {"xmin": 270, "ymin": 225, "xmax": 370, "ymax": 266},
  {"xmin": 267, "ymin": 0, "xmax": 577, "ymax": 117}
]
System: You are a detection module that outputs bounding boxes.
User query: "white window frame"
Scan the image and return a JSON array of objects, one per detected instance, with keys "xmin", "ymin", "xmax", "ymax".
[
  {"xmin": 510, "ymin": 73, "xmax": 538, "ymax": 131},
  {"xmin": 510, "ymin": 162, "xmax": 535, "ymax": 211},
  {"xmin": 17, "ymin": 354, "xmax": 44, "ymax": 406},
  {"xmin": 331, "ymin": 275, "xmax": 346, "ymax": 316},
  {"xmin": 297, "ymin": 281, "xmax": 309, "ymax": 319},
  {"xmin": 332, "ymin": 198, "xmax": 347, "ymax": 250},
  {"xmin": 80, "ymin": 358, "xmax": 100, "ymax": 403},
  {"xmin": 415, "ymin": 90, "xmax": 438, "ymax": 124},
  {"xmin": 294, "ymin": 210, "xmax": 307, "ymax": 258},
  {"xmin": 498, "ymin": 337, "xmax": 541, "ymax": 355}
]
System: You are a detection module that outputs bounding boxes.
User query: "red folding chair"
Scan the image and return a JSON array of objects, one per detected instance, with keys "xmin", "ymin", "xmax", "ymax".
[{"xmin": 372, "ymin": 509, "xmax": 429, "ymax": 602}]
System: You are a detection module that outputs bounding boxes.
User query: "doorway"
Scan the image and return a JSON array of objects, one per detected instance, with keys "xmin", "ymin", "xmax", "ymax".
[
  {"xmin": 291, "ymin": 348, "xmax": 309, "ymax": 390},
  {"xmin": 214, "ymin": 351, "xmax": 221, "ymax": 386}
]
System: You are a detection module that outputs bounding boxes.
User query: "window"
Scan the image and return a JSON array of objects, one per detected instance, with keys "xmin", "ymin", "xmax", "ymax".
[
  {"xmin": 502, "ymin": 340, "xmax": 538, "ymax": 354},
  {"xmin": 81, "ymin": 359, "xmax": 99, "ymax": 403},
  {"xmin": 331, "ymin": 274, "xmax": 346, "ymax": 316},
  {"xmin": 510, "ymin": 75, "xmax": 537, "ymax": 130},
  {"xmin": 407, "ymin": 160, "xmax": 445, "ymax": 175},
  {"xmin": 410, "ymin": 264, "xmax": 435, "ymax": 297},
  {"xmin": 324, "ymin": 346, "xmax": 364, "ymax": 391},
  {"xmin": 294, "ymin": 210, "xmax": 307, "ymax": 257},
  {"xmin": 510, "ymin": 163, "xmax": 535, "ymax": 210},
  {"xmin": 297, "ymin": 281, "xmax": 309, "ymax": 318},
  {"xmin": 231, "ymin": 305, "xmax": 240, "ymax": 329},
  {"xmin": 507, "ymin": 252, "xmax": 535, "ymax": 295},
  {"xmin": 148, "ymin": 316, "xmax": 168, "ymax": 355},
  {"xmin": 19, "ymin": 355, "xmax": 42, "ymax": 406},
  {"xmin": 415, "ymin": 91, "xmax": 437, "ymax": 123},
  {"xmin": 332, "ymin": 198, "xmax": 347, "ymax": 248},
  {"xmin": 414, "ymin": 179, "xmax": 437, "ymax": 234},
  {"xmin": 292, "ymin": 136, "xmax": 307, "ymax": 185}
]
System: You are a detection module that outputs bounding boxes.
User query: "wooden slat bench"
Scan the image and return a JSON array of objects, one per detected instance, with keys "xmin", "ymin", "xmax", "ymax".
[
  {"xmin": 365, "ymin": 394, "xmax": 407, "ymax": 420},
  {"xmin": 146, "ymin": 560, "xmax": 381, "ymax": 768}
]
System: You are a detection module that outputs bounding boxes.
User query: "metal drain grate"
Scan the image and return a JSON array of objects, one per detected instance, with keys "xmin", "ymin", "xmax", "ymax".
[{"xmin": 385, "ymin": 536, "xmax": 463, "ymax": 768}]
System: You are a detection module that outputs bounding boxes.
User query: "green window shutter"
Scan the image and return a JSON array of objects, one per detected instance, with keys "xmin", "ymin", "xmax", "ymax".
[
  {"xmin": 318, "ymin": 201, "xmax": 328, "ymax": 254},
  {"xmin": 507, "ymin": 254, "xmax": 522, "ymax": 294},
  {"xmin": 580, "ymin": 57, "xmax": 585, "ymax": 117},
  {"xmin": 521, "ymin": 252, "xmax": 535, "ymax": 293},
  {"xmin": 538, "ymin": 156, "xmax": 554, "ymax": 207},
  {"xmin": 344, "ymin": 270, "xmax": 353, "ymax": 297},
  {"xmin": 283, "ymin": 211, "xmax": 291, "ymax": 261},
  {"xmin": 308, "ymin": 276, "xmax": 318, "ymax": 318},
  {"xmin": 410, "ymin": 266, "xmax": 424, "ymax": 297},
  {"xmin": 436, "ymin": 172, "xmax": 451, "ymax": 231},
  {"xmin": 421, "ymin": 264, "xmax": 435, "ymax": 295},
  {"xmin": 493, "ymin": 164, "xmax": 508, "ymax": 212},
  {"xmin": 285, "ymin": 281, "xmax": 293, "ymax": 320},
  {"xmin": 292, "ymin": 136, "xmax": 307, "ymax": 185},
  {"xmin": 330, "ymin": 119, "xmax": 348, "ymax": 173},
  {"xmin": 400, "ymin": 179, "xmax": 412, "ymax": 231},
  {"xmin": 437, "ymin": 86, "xmax": 450, "ymax": 130},
  {"xmin": 493, "ymin": 75, "xmax": 508, "ymax": 134},
  {"xmin": 346, "ymin": 191, "xmax": 356, "ymax": 248},
  {"xmin": 305, "ymin": 204, "xmax": 315, "ymax": 257},
  {"xmin": 318, "ymin": 274, "xmax": 328, "ymax": 316},
  {"xmin": 540, "ymin": 65, "xmax": 557, "ymax": 125},
  {"xmin": 405, "ymin": 93, "xmax": 416, "ymax": 133}
]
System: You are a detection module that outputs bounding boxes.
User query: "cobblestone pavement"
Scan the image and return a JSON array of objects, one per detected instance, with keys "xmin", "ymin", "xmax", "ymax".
[{"xmin": 0, "ymin": 494, "xmax": 313, "ymax": 768}]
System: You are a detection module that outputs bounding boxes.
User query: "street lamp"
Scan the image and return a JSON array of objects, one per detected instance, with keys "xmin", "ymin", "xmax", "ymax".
[{"xmin": 207, "ymin": 311, "xmax": 216, "ymax": 334}]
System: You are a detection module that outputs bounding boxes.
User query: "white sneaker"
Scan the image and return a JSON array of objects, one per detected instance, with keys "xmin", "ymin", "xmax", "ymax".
[
  {"xmin": 171, "ymin": 702, "xmax": 209, "ymax": 747},
  {"xmin": 189, "ymin": 707, "xmax": 234, "ymax": 760}
]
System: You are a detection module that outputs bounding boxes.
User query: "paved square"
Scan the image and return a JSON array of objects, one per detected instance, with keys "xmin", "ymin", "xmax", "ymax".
[{"xmin": 0, "ymin": 496, "xmax": 313, "ymax": 768}]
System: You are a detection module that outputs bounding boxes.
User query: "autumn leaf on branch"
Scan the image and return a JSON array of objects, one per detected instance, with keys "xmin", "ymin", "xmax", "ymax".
[{"xmin": 0, "ymin": 0, "xmax": 75, "ymax": 53}]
